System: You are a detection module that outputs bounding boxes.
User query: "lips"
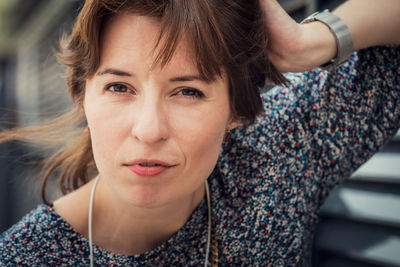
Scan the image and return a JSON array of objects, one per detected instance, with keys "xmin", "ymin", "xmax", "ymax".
[{"xmin": 124, "ymin": 159, "xmax": 175, "ymax": 177}]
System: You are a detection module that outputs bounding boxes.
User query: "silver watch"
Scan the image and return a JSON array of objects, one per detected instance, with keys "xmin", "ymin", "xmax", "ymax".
[{"xmin": 301, "ymin": 9, "xmax": 353, "ymax": 71}]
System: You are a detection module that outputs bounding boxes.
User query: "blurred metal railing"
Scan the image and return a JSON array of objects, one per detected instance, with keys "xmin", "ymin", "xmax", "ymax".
[{"xmin": 314, "ymin": 130, "xmax": 400, "ymax": 267}]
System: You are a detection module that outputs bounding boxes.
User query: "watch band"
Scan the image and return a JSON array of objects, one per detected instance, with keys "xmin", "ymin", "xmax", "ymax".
[{"xmin": 301, "ymin": 9, "xmax": 353, "ymax": 71}]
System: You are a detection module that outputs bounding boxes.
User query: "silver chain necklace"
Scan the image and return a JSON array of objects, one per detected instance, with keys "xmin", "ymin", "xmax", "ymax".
[{"xmin": 88, "ymin": 175, "xmax": 212, "ymax": 267}]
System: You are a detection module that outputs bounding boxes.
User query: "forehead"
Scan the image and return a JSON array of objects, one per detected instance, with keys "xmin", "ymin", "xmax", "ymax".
[{"xmin": 99, "ymin": 14, "xmax": 199, "ymax": 76}]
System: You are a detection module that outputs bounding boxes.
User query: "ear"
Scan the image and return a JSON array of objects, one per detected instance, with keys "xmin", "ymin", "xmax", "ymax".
[{"xmin": 227, "ymin": 117, "xmax": 242, "ymax": 131}]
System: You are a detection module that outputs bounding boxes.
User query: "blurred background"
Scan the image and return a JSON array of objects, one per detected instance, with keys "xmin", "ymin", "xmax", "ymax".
[{"xmin": 0, "ymin": 0, "xmax": 399, "ymax": 266}]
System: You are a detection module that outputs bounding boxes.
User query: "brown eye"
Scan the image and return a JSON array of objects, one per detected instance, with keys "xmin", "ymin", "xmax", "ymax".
[
  {"xmin": 106, "ymin": 83, "xmax": 131, "ymax": 93},
  {"xmin": 179, "ymin": 87, "xmax": 205, "ymax": 98}
]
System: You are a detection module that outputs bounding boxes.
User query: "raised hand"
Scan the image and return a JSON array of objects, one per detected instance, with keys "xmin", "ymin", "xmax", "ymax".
[{"xmin": 260, "ymin": 0, "xmax": 336, "ymax": 72}]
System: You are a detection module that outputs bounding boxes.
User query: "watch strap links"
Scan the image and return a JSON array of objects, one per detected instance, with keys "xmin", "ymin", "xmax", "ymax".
[{"xmin": 301, "ymin": 9, "xmax": 353, "ymax": 70}]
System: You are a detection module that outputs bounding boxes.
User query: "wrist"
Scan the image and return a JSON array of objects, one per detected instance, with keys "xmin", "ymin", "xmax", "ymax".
[
  {"xmin": 273, "ymin": 22, "xmax": 337, "ymax": 72},
  {"xmin": 301, "ymin": 10, "xmax": 354, "ymax": 71},
  {"xmin": 299, "ymin": 22, "xmax": 337, "ymax": 70}
]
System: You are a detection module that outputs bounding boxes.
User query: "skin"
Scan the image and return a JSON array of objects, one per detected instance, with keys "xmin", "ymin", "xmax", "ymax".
[{"xmin": 55, "ymin": 14, "xmax": 235, "ymax": 255}]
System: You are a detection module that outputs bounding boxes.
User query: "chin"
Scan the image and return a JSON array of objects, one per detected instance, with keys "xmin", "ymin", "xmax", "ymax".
[{"xmin": 121, "ymin": 185, "xmax": 176, "ymax": 208}]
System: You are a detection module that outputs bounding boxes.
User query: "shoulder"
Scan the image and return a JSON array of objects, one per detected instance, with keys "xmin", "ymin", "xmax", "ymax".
[
  {"xmin": 52, "ymin": 179, "xmax": 92, "ymax": 237},
  {"xmin": 0, "ymin": 205, "xmax": 53, "ymax": 264},
  {"xmin": 0, "ymin": 205, "xmax": 87, "ymax": 265}
]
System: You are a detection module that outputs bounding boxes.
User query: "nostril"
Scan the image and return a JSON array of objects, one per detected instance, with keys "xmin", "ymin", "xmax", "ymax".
[{"xmin": 131, "ymin": 116, "xmax": 169, "ymax": 143}]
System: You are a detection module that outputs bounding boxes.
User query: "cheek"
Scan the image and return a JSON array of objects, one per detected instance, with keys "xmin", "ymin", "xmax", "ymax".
[
  {"xmin": 85, "ymin": 96, "xmax": 130, "ymax": 172},
  {"xmin": 185, "ymin": 128, "xmax": 225, "ymax": 178},
  {"xmin": 170, "ymin": 107, "xmax": 229, "ymax": 178},
  {"xmin": 89, "ymin": 120, "xmax": 121, "ymax": 164}
]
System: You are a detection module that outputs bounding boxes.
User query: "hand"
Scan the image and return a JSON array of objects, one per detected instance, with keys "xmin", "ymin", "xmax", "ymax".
[
  {"xmin": 260, "ymin": 0, "xmax": 337, "ymax": 72},
  {"xmin": 259, "ymin": 0, "xmax": 304, "ymax": 72}
]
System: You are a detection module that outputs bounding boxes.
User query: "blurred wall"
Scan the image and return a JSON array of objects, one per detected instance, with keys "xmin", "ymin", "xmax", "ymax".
[{"xmin": 0, "ymin": 0, "xmax": 81, "ymax": 232}]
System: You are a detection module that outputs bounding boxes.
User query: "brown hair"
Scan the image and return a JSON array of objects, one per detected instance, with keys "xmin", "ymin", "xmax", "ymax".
[{"xmin": 1, "ymin": 0, "xmax": 286, "ymax": 204}]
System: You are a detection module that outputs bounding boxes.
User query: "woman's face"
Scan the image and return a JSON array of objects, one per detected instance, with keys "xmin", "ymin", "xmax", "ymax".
[{"xmin": 84, "ymin": 14, "xmax": 233, "ymax": 208}]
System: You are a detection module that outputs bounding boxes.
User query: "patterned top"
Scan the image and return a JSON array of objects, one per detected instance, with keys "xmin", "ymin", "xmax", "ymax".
[{"xmin": 1, "ymin": 46, "xmax": 399, "ymax": 266}]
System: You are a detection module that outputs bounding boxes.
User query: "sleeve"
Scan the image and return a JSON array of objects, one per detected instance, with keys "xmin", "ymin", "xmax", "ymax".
[
  {"xmin": 289, "ymin": 46, "xmax": 400, "ymax": 202},
  {"xmin": 220, "ymin": 46, "xmax": 399, "ymax": 210}
]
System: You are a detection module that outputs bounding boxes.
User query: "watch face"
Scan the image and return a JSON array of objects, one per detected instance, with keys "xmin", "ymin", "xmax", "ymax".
[
  {"xmin": 301, "ymin": 9, "xmax": 330, "ymax": 24},
  {"xmin": 301, "ymin": 11, "xmax": 321, "ymax": 24}
]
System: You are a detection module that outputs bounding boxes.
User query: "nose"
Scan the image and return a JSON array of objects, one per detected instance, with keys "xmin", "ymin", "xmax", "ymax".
[{"xmin": 131, "ymin": 96, "xmax": 169, "ymax": 144}]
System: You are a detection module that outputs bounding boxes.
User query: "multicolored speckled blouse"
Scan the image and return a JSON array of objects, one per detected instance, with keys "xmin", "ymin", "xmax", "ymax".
[{"xmin": 1, "ymin": 46, "xmax": 399, "ymax": 266}]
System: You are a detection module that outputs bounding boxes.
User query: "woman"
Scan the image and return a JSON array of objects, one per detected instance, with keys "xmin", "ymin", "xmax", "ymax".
[{"xmin": 0, "ymin": 0, "xmax": 399, "ymax": 266}]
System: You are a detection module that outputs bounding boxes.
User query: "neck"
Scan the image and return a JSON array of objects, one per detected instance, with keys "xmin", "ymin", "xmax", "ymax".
[{"xmin": 92, "ymin": 178, "xmax": 205, "ymax": 255}]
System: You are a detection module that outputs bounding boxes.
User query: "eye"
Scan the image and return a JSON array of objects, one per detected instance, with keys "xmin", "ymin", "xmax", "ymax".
[
  {"xmin": 105, "ymin": 83, "xmax": 133, "ymax": 94},
  {"xmin": 177, "ymin": 87, "xmax": 205, "ymax": 99}
]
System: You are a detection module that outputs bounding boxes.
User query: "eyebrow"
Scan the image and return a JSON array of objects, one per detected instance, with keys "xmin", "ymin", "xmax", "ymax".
[
  {"xmin": 96, "ymin": 68, "xmax": 132, "ymax": 77},
  {"xmin": 169, "ymin": 75, "xmax": 205, "ymax": 82},
  {"xmin": 96, "ymin": 68, "xmax": 206, "ymax": 82}
]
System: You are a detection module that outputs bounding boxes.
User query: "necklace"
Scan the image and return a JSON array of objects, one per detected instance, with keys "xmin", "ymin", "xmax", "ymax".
[{"xmin": 88, "ymin": 175, "xmax": 215, "ymax": 266}]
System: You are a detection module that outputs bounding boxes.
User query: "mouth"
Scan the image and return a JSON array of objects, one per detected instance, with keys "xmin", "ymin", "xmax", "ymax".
[
  {"xmin": 138, "ymin": 162, "xmax": 163, "ymax": 167},
  {"xmin": 124, "ymin": 159, "xmax": 176, "ymax": 177}
]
